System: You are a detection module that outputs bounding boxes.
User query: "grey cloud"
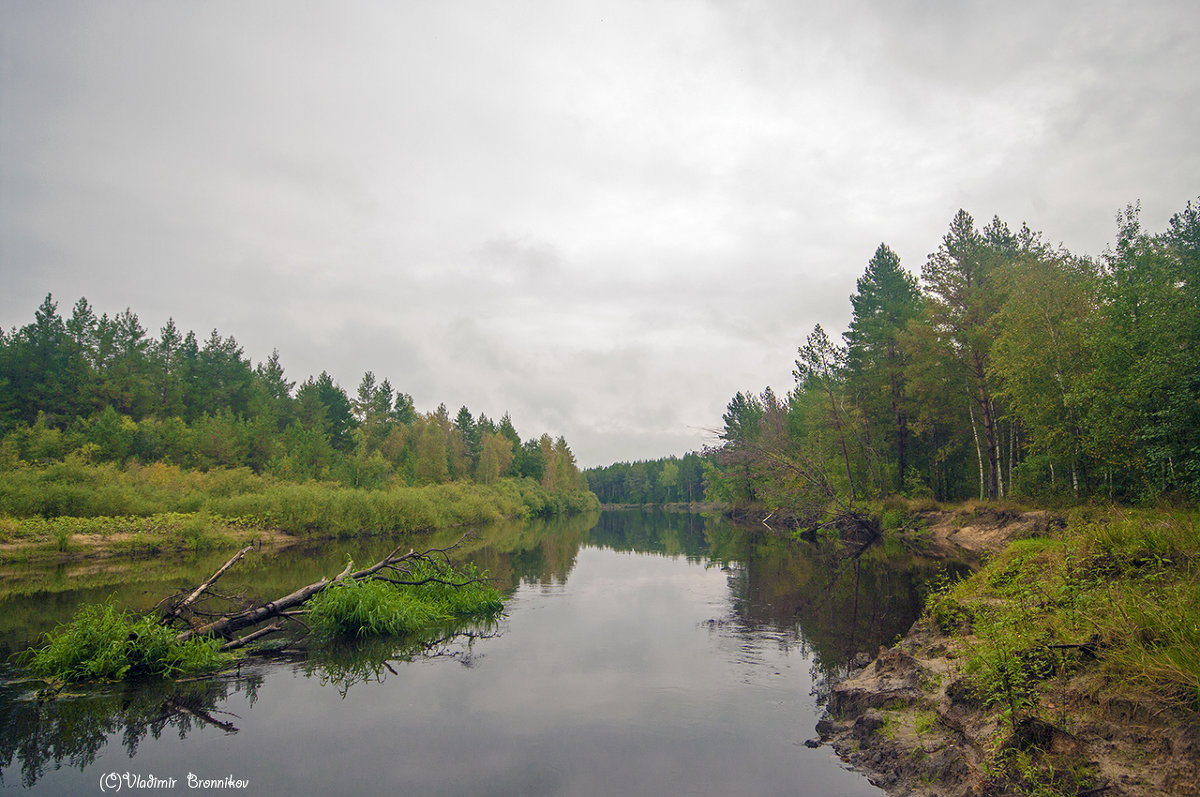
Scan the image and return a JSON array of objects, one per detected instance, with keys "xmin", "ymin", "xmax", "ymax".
[
  {"xmin": 3, "ymin": 0, "xmax": 1196, "ymax": 467},
  {"xmin": 471, "ymin": 236, "xmax": 564, "ymax": 284}
]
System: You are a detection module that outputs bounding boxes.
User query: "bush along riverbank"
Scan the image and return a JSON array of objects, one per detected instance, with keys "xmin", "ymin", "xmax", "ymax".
[
  {"xmin": 814, "ymin": 506, "xmax": 1200, "ymax": 797},
  {"xmin": 0, "ymin": 460, "xmax": 599, "ymax": 562}
]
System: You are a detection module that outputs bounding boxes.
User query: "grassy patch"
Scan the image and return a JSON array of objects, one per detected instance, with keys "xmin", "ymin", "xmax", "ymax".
[
  {"xmin": 0, "ymin": 512, "xmax": 247, "ymax": 561},
  {"xmin": 913, "ymin": 707, "xmax": 940, "ymax": 736},
  {"xmin": 305, "ymin": 560, "xmax": 504, "ymax": 639},
  {"xmin": 0, "ymin": 462, "xmax": 599, "ymax": 563},
  {"xmin": 21, "ymin": 598, "xmax": 231, "ymax": 683},
  {"xmin": 924, "ymin": 506, "xmax": 1199, "ymax": 794},
  {"xmin": 0, "ymin": 461, "xmax": 597, "ymax": 543}
]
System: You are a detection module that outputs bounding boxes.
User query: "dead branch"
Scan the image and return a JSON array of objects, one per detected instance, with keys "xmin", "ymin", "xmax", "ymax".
[
  {"xmin": 176, "ymin": 577, "xmax": 339, "ymax": 643},
  {"xmin": 173, "ymin": 534, "xmax": 475, "ymax": 645},
  {"xmin": 163, "ymin": 546, "xmax": 252, "ymax": 625},
  {"xmin": 162, "ymin": 698, "xmax": 240, "ymax": 734},
  {"xmin": 220, "ymin": 621, "xmax": 286, "ymax": 652}
]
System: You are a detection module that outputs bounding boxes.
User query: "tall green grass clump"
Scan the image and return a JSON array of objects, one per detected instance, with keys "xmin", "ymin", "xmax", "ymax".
[
  {"xmin": 23, "ymin": 599, "xmax": 231, "ymax": 682},
  {"xmin": 306, "ymin": 561, "xmax": 504, "ymax": 639},
  {"xmin": 929, "ymin": 508, "xmax": 1200, "ymax": 718},
  {"xmin": 1077, "ymin": 509, "xmax": 1200, "ymax": 711}
]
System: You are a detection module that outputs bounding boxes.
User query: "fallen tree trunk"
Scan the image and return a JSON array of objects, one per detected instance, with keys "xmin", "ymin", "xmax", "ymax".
[
  {"xmin": 24, "ymin": 534, "xmax": 504, "ymax": 689},
  {"xmin": 171, "ymin": 535, "xmax": 481, "ymax": 645}
]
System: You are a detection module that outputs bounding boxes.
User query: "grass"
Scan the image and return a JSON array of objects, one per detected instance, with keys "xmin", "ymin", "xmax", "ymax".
[
  {"xmin": 0, "ymin": 512, "xmax": 247, "ymax": 561},
  {"xmin": 0, "ymin": 461, "xmax": 597, "ymax": 528},
  {"xmin": 19, "ymin": 558, "xmax": 506, "ymax": 684},
  {"xmin": 305, "ymin": 560, "xmax": 504, "ymax": 638},
  {"xmin": 935, "ymin": 508, "xmax": 1200, "ymax": 715},
  {"xmin": 912, "ymin": 707, "xmax": 939, "ymax": 735},
  {"xmin": 21, "ymin": 598, "xmax": 232, "ymax": 683},
  {"xmin": 0, "ymin": 461, "xmax": 599, "ymax": 561},
  {"xmin": 922, "ymin": 506, "xmax": 1199, "ymax": 795}
]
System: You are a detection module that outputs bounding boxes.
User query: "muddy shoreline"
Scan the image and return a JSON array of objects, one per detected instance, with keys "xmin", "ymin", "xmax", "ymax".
[{"xmin": 808, "ymin": 510, "xmax": 1200, "ymax": 797}]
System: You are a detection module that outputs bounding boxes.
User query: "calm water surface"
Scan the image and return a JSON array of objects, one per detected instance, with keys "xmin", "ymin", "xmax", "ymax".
[{"xmin": 0, "ymin": 511, "xmax": 956, "ymax": 796}]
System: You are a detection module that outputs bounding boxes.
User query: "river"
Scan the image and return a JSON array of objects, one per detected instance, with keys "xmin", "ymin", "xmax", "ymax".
[{"xmin": 0, "ymin": 510, "xmax": 963, "ymax": 795}]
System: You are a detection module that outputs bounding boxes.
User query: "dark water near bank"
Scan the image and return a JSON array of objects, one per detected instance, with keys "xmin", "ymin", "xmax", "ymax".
[{"xmin": 0, "ymin": 511, "xmax": 963, "ymax": 795}]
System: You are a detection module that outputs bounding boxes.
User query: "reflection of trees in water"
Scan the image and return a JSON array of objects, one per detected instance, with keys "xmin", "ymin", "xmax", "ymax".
[
  {"xmin": 0, "ymin": 673, "xmax": 261, "ymax": 788},
  {"xmin": 704, "ymin": 522, "xmax": 971, "ymax": 702},
  {"xmin": 583, "ymin": 510, "xmax": 965, "ymax": 695},
  {"xmin": 1, "ymin": 510, "xmax": 971, "ymax": 786},
  {"xmin": 0, "ymin": 515, "xmax": 595, "ymax": 788},
  {"xmin": 586, "ymin": 509, "xmax": 712, "ymax": 560},
  {"xmin": 0, "ymin": 619, "xmax": 507, "ymax": 787},
  {"xmin": 585, "ymin": 510, "xmax": 968, "ymax": 702},
  {"xmin": 299, "ymin": 622, "xmax": 503, "ymax": 697},
  {"xmin": 465, "ymin": 513, "xmax": 596, "ymax": 591}
]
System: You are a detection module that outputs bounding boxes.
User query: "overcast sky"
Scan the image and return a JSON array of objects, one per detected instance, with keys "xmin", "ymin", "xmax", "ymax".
[{"xmin": 2, "ymin": 1, "xmax": 1197, "ymax": 467}]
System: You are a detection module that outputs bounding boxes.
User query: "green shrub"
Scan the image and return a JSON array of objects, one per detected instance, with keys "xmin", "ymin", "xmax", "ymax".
[
  {"xmin": 24, "ymin": 599, "xmax": 231, "ymax": 682},
  {"xmin": 929, "ymin": 508, "xmax": 1200, "ymax": 717},
  {"xmin": 306, "ymin": 560, "xmax": 503, "ymax": 639},
  {"xmin": 881, "ymin": 507, "xmax": 906, "ymax": 531}
]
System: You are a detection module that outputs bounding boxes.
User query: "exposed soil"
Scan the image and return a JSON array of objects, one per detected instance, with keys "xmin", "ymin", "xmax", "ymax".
[
  {"xmin": 915, "ymin": 507, "xmax": 1066, "ymax": 560},
  {"xmin": 810, "ymin": 509, "xmax": 1200, "ymax": 797},
  {"xmin": 0, "ymin": 524, "xmax": 295, "ymax": 565}
]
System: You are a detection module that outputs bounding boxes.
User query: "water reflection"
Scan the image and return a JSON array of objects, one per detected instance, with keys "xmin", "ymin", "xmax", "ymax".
[
  {"xmin": 587, "ymin": 509, "xmax": 713, "ymax": 560},
  {"xmin": 708, "ymin": 526, "xmax": 969, "ymax": 705},
  {"xmin": 299, "ymin": 624, "xmax": 503, "ymax": 696},
  {"xmin": 0, "ymin": 674, "xmax": 261, "ymax": 789},
  {"xmin": 0, "ymin": 510, "xmax": 967, "ymax": 793}
]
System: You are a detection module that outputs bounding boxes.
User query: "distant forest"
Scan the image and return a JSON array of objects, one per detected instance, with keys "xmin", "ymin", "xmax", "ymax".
[
  {"xmin": 708, "ymin": 198, "xmax": 1199, "ymax": 509},
  {"xmin": 0, "ymin": 300, "xmax": 587, "ymax": 493},
  {"xmin": 584, "ymin": 452, "xmax": 710, "ymax": 505}
]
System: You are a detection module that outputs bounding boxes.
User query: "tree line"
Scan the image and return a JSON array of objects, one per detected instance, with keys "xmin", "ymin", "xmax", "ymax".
[
  {"xmin": 584, "ymin": 452, "xmax": 710, "ymax": 505},
  {"xmin": 709, "ymin": 198, "xmax": 1199, "ymax": 510},
  {"xmin": 0, "ymin": 298, "xmax": 587, "ymax": 493}
]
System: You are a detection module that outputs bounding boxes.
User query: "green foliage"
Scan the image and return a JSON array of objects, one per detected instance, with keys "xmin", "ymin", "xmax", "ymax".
[
  {"xmin": 702, "ymin": 197, "xmax": 1200, "ymax": 506},
  {"xmin": 0, "ymin": 296, "xmax": 598, "ymax": 512},
  {"xmin": 209, "ymin": 477, "xmax": 595, "ymax": 538},
  {"xmin": 880, "ymin": 507, "xmax": 906, "ymax": 531},
  {"xmin": 961, "ymin": 609, "xmax": 1056, "ymax": 730},
  {"xmin": 925, "ymin": 573, "xmax": 973, "ymax": 634},
  {"xmin": 23, "ymin": 599, "xmax": 231, "ymax": 683},
  {"xmin": 986, "ymin": 743, "xmax": 1099, "ymax": 797},
  {"xmin": 305, "ymin": 560, "xmax": 503, "ymax": 638},
  {"xmin": 0, "ymin": 459, "xmax": 596, "ymax": 558},
  {"xmin": 585, "ymin": 452, "xmax": 710, "ymax": 505},
  {"xmin": 929, "ymin": 508, "xmax": 1200, "ymax": 716},
  {"xmin": 845, "ymin": 244, "xmax": 924, "ymax": 492}
]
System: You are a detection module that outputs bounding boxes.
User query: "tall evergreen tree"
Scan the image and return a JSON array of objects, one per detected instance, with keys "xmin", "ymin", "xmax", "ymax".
[
  {"xmin": 250, "ymin": 349, "xmax": 295, "ymax": 430},
  {"xmin": 4, "ymin": 295, "xmax": 89, "ymax": 425},
  {"xmin": 844, "ymin": 244, "xmax": 923, "ymax": 490},
  {"xmin": 153, "ymin": 319, "xmax": 187, "ymax": 418},
  {"xmin": 295, "ymin": 372, "xmax": 356, "ymax": 451},
  {"xmin": 101, "ymin": 308, "xmax": 155, "ymax": 417}
]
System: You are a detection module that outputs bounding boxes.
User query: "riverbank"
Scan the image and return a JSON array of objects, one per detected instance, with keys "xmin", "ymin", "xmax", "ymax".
[
  {"xmin": 0, "ymin": 463, "xmax": 599, "ymax": 565},
  {"xmin": 813, "ymin": 506, "xmax": 1200, "ymax": 797}
]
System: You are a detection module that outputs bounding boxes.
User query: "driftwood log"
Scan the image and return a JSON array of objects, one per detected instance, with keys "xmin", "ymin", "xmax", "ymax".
[{"xmin": 165, "ymin": 534, "xmax": 484, "ymax": 650}]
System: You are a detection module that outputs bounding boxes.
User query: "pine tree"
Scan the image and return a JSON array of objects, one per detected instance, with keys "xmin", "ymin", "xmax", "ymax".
[{"xmin": 844, "ymin": 244, "xmax": 923, "ymax": 491}]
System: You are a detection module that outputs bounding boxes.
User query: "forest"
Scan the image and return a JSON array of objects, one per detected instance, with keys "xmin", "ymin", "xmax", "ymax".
[
  {"xmin": 704, "ymin": 198, "xmax": 1199, "ymax": 514},
  {"xmin": 584, "ymin": 452, "xmax": 710, "ymax": 505},
  {"xmin": 0, "ymin": 299, "xmax": 590, "ymax": 497}
]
